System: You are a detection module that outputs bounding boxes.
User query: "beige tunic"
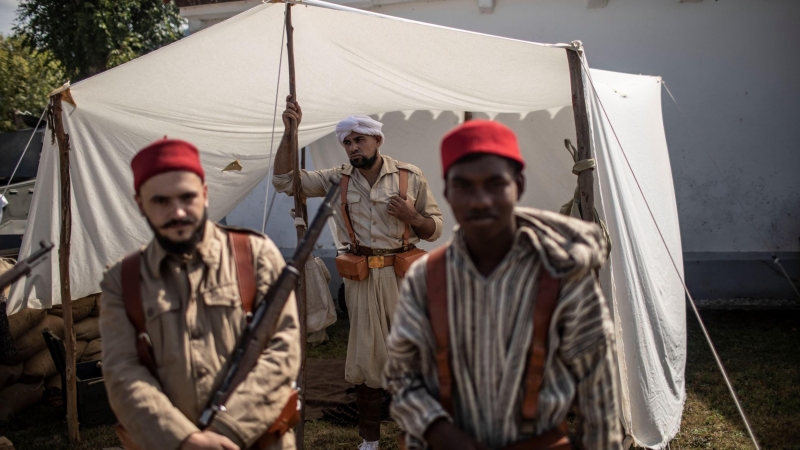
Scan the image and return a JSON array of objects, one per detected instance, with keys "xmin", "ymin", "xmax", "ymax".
[
  {"xmin": 273, "ymin": 155, "xmax": 443, "ymax": 388},
  {"xmin": 100, "ymin": 222, "xmax": 300, "ymax": 450}
]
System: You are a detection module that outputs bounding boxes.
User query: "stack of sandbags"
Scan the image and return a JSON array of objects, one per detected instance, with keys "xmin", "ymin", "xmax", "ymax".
[{"xmin": 0, "ymin": 293, "xmax": 103, "ymax": 423}]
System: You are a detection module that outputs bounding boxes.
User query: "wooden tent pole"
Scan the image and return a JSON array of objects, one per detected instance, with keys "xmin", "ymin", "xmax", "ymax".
[
  {"xmin": 567, "ymin": 49, "xmax": 595, "ymax": 223},
  {"xmin": 50, "ymin": 92, "xmax": 80, "ymax": 443},
  {"xmin": 285, "ymin": 4, "xmax": 308, "ymax": 449}
]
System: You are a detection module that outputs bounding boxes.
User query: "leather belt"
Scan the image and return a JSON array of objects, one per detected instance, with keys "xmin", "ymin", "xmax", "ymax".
[{"xmin": 353, "ymin": 245, "xmax": 411, "ymax": 257}]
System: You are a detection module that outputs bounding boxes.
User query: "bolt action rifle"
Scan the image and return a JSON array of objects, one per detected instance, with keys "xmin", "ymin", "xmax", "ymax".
[
  {"xmin": 0, "ymin": 241, "xmax": 54, "ymax": 292},
  {"xmin": 198, "ymin": 179, "xmax": 341, "ymax": 434}
]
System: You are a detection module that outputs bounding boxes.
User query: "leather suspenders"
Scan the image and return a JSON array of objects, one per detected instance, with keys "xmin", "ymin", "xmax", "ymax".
[
  {"xmin": 426, "ymin": 245, "xmax": 563, "ymax": 420},
  {"xmin": 340, "ymin": 168, "xmax": 411, "ymax": 253},
  {"xmin": 121, "ymin": 231, "xmax": 256, "ymax": 381}
]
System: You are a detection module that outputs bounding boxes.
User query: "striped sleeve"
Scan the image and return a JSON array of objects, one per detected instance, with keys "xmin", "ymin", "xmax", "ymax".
[
  {"xmin": 384, "ymin": 258, "xmax": 451, "ymax": 448},
  {"xmin": 556, "ymin": 272, "xmax": 623, "ymax": 450}
]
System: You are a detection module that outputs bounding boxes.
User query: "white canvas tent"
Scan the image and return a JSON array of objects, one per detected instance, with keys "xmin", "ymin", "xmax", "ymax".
[{"xmin": 7, "ymin": 1, "xmax": 685, "ymax": 448}]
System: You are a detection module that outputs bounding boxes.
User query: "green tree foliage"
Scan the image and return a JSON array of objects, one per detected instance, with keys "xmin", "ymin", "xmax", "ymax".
[
  {"xmin": 14, "ymin": 0, "xmax": 185, "ymax": 81},
  {"xmin": 0, "ymin": 34, "xmax": 64, "ymax": 132}
]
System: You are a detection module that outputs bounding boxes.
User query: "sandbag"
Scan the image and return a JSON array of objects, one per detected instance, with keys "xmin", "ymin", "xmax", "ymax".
[
  {"xmin": 0, "ymin": 363, "xmax": 22, "ymax": 388},
  {"xmin": 1, "ymin": 315, "xmax": 64, "ymax": 365},
  {"xmin": 0, "ymin": 382, "xmax": 44, "ymax": 423},
  {"xmin": 48, "ymin": 295, "xmax": 98, "ymax": 323},
  {"xmin": 0, "ymin": 258, "xmax": 14, "ymax": 297},
  {"xmin": 45, "ymin": 373, "xmax": 61, "ymax": 391},
  {"xmin": 21, "ymin": 349, "xmax": 56, "ymax": 382},
  {"xmin": 89, "ymin": 298, "xmax": 101, "ymax": 317},
  {"xmin": 20, "ymin": 339, "xmax": 87, "ymax": 383},
  {"xmin": 74, "ymin": 317, "xmax": 100, "ymax": 341},
  {"xmin": 81, "ymin": 338, "xmax": 102, "ymax": 362},
  {"xmin": 6, "ymin": 309, "xmax": 46, "ymax": 340}
]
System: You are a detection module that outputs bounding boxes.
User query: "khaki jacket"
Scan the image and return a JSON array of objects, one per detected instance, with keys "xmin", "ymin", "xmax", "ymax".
[
  {"xmin": 99, "ymin": 222, "xmax": 299, "ymax": 450},
  {"xmin": 273, "ymin": 155, "xmax": 443, "ymax": 250}
]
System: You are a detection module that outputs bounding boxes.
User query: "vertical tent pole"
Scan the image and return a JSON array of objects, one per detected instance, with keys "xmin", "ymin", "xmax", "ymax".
[
  {"xmin": 464, "ymin": 111, "xmax": 473, "ymax": 122},
  {"xmin": 567, "ymin": 49, "xmax": 595, "ymax": 223},
  {"xmin": 50, "ymin": 92, "xmax": 80, "ymax": 443},
  {"xmin": 285, "ymin": 4, "xmax": 307, "ymax": 448}
]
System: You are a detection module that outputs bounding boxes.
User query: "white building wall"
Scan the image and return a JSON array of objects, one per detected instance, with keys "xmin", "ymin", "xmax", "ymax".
[{"xmin": 185, "ymin": 0, "xmax": 800, "ymax": 297}]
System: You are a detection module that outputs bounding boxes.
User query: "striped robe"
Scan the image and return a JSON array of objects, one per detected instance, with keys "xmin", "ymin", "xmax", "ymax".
[{"xmin": 384, "ymin": 208, "xmax": 622, "ymax": 450}]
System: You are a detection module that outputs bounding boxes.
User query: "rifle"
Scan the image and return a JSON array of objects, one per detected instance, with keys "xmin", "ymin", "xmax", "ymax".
[
  {"xmin": 0, "ymin": 241, "xmax": 54, "ymax": 292},
  {"xmin": 198, "ymin": 179, "xmax": 341, "ymax": 428}
]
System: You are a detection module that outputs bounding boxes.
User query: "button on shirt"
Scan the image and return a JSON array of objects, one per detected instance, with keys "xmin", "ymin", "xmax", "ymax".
[{"xmin": 272, "ymin": 155, "xmax": 443, "ymax": 249}]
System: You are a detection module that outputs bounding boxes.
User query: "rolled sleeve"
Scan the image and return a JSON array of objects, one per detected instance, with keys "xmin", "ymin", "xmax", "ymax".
[
  {"xmin": 385, "ymin": 260, "xmax": 451, "ymax": 449},
  {"xmin": 413, "ymin": 173, "xmax": 443, "ymax": 242},
  {"xmin": 208, "ymin": 236, "xmax": 301, "ymax": 448},
  {"xmin": 100, "ymin": 263, "xmax": 199, "ymax": 450},
  {"xmin": 272, "ymin": 167, "xmax": 340, "ymax": 198}
]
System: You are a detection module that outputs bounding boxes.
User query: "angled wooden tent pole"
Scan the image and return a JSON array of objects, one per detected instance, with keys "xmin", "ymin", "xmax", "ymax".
[
  {"xmin": 49, "ymin": 91, "xmax": 80, "ymax": 443},
  {"xmin": 567, "ymin": 48, "xmax": 595, "ymax": 223},
  {"xmin": 285, "ymin": 3, "xmax": 308, "ymax": 448}
]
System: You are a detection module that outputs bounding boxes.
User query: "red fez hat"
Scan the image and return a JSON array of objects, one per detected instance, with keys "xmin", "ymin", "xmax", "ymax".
[
  {"xmin": 131, "ymin": 139, "xmax": 205, "ymax": 192},
  {"xmin": 440, "ymin": 120, "xmax": 524, "ymax": 178}
]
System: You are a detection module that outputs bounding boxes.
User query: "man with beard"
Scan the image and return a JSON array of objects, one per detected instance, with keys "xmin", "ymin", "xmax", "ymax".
[
  {"xmin": 272, "ymin": 97, "xmax": 443, "ymax": 450},
  {"xmin": 99, "ymin": 139, "xmax": 300, "ymax": 450},
  {"xmin": 384, "ymin": 121, "xmax": 622, "ymax": 450}
]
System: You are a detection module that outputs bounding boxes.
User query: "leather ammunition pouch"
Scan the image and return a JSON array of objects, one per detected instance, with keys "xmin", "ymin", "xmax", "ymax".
[
  {"xmin": 335, "ymin": 253, "xmax": 368, "ymax": 281},
  {"xmin": 337, "ymin": 166, "xmax": 427, "ymax": 281}
]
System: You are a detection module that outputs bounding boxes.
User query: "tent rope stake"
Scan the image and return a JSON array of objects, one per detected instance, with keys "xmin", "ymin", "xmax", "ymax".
[
  {"xmin": 48, "ymin": 92, "xmax": 81, "ymax": 443},
  {"xmin": 284, "ymin": 3, "xmax": 309, "ymax": 448},
  {"xmin": 580, "ymin": 59, "xmax": 761, "ymax": 450},
  {"xmin": 661, "ymin": 82, "xmax": 800, "ymax": 301}
]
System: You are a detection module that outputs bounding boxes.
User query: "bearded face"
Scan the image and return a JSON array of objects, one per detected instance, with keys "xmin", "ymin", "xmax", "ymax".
[
  {"xmin": 135, "ymin": 171, "xmax": 209, "ymax": 255},
  {"xmin": 342, "ymin": 132, "xmax": 382, "ymax": 170}
]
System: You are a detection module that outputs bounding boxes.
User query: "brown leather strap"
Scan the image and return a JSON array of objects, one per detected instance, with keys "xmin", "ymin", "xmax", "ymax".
[
  {"xmin": 121, "ymin": 252, "xmax": 159, "ymax": 381},
  {"xmin": 426, "ymin": 245, "xmax": 453, "ymax": 414},
  {"xmin": 229, "ymin": 231, "xmax": 256, "ymax": 315},
  {"xmin": 399, "ymin": 168, "xmax": 410, "ymax": 249},
  {"xmin": 351, "ymin": 245, "xmax": 409, "ymax": 257},
  {"xmin": 521, "ymin": 267, "xmax": 562, "ymax": 419},
  {"xmin": 340, "ymin": 174, "xmax": 359, "ymax": 251}
]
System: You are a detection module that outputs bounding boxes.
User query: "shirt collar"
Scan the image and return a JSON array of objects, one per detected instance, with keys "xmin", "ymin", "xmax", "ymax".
[{"xmin": 145, "ymin": 220, "xmax": 221, "ymax": 278}]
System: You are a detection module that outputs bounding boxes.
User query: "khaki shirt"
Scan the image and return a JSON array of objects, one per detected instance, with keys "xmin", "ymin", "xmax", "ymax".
[
  {"xmin": 273, "ymin": 155, "xmax": 443, "ymax": 250},
  {"xmin": 100, "ymin": 222, "xmax": 300, "ymax": 450}
]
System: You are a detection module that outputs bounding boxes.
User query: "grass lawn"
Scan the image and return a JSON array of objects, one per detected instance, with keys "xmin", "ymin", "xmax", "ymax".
[{"xmin": 1, "ymin": 309, "xmax": 797, "ymax": 449}]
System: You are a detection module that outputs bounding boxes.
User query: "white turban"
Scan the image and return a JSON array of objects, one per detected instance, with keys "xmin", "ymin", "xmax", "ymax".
[{"xmin": 335, "ymin": 115, "xmax": 385, "ymax": 145}]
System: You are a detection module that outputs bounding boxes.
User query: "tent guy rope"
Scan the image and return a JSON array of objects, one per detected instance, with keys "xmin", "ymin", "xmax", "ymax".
[
  {"xmin": 661, "ymin": 82, "xmax": 800, "ymax": 301},
  {"xmin": 261, "ymin": 6, "xmax": 289, "ymax": 234},
  {"xmin": 581, "ymin": 59, "xmax": 762, "ymax": 450}
]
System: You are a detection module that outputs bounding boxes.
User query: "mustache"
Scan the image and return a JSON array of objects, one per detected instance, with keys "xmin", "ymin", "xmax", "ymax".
[{"xmin": 161, "ymin": 217, "xmax": 197, "ymax": 229}]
